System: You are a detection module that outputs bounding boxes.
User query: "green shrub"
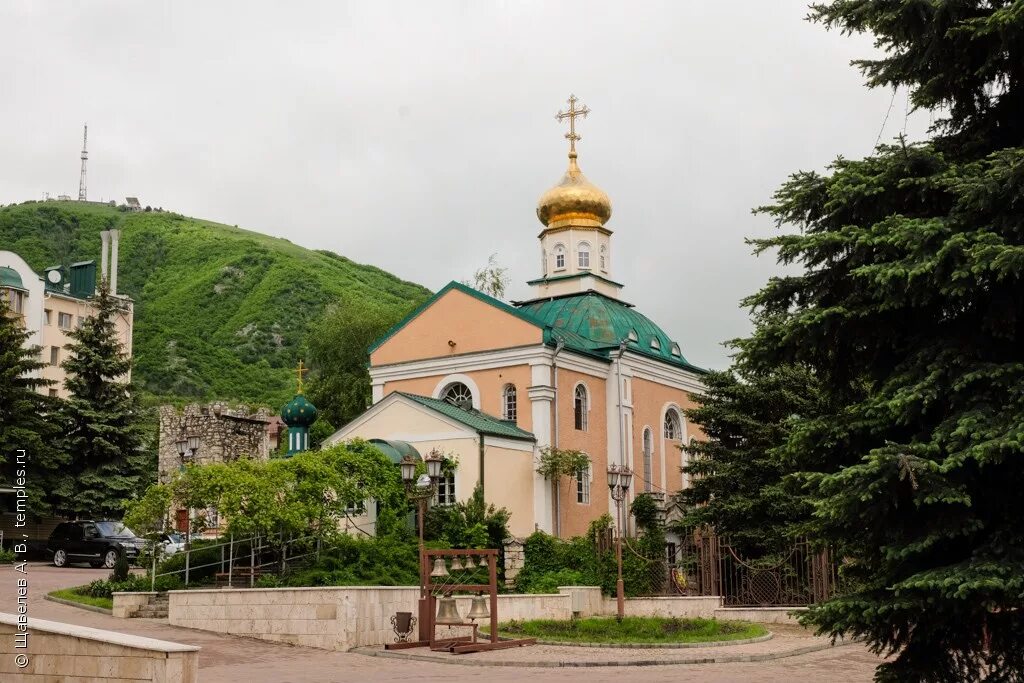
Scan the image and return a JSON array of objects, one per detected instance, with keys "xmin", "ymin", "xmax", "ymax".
[
  {"xmin": 517, "ymin": 569, "xmax": 588, "ymax": 594},
  {"xmin": 0, "ymin": 547, "xmax": 15, "ymax": 563},
  {"xmin": 278, "ymin": 534, "xmax": 419, "ymax": 587},
  {"xmin": 110, "ymin": 551, "xmax": 130, "ymax": 582}
]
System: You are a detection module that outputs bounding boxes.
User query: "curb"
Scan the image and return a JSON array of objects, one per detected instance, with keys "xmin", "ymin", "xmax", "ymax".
[
  {"xmin": 527, "ymin": 632, "xmax": 774, "ymax": 649},
  {"xmin": 352, "ymin": 639, "xmax": 860, "ymax": 668},
  {"xmin": 44, "ymin": 592, "xmax": 114, "ymax": 616}
]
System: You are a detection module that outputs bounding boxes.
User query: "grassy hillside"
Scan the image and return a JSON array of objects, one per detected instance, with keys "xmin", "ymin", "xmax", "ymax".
[{"xmin": 0, "ymin": 201, "xmax": 430, "ymax": 407}]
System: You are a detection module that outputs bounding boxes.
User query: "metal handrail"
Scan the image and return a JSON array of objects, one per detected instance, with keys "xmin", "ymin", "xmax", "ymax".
[{"xmin": 149, "ymin": 531, "xmax": 324, "ymax": 589}]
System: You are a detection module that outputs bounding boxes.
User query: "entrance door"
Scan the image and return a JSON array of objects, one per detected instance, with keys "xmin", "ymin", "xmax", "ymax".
[{"xmin": 175, "ymin": 509, "xmax": 188, "ymax": 533}]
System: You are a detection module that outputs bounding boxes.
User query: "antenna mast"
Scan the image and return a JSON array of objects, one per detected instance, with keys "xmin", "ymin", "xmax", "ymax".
[{"xmin": 78, "ymin": 124, "xmax": 88, "ymax": 201}]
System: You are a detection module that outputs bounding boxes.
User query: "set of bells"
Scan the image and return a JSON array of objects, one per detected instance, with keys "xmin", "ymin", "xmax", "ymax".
[
  {"xmin": 430, "ymin": 555, "xmax": 486, "ymax": 576},
  {"xmin": 430, "ymin": 556, "xmax": 490, "ymax": 623}
]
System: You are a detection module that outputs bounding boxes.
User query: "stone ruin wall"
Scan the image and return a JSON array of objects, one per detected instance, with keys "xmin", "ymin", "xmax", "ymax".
[{"xmin": 158, "ymin": 403, "xmax": 271, "ymax": 484}]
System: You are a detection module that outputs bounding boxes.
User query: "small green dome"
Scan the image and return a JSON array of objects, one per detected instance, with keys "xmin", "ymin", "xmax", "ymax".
[
  {"xmin": 0, "ymin": 266, "xmax": 25, "ymax": 290},
  {"xmin": 281, "ymin": 393, "xmax": 318, "ymax": 427}
]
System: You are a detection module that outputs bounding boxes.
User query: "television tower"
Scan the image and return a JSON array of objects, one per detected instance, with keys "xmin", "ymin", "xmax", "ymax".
[{"xmin": 78, "ymin": 124, "xmax": 88, "ymax": 201}]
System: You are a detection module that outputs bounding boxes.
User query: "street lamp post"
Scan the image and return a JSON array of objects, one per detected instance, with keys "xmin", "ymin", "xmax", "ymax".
[
  {"xmin": 399, "ymin": 450, "xmax": 445, "ymax": 642},
  {"xmin": 607, "ymin": 463, "xmax": 633, "ymax": 622},
  {"xmin": 174, "ymin": 436, "xmax": 200, "ymax": 585}
]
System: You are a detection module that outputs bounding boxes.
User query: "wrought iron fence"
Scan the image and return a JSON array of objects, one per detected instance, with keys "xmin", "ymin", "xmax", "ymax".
[{"xmin": 630, "ymin": 529, "xmax": 837, "ymax": 607}]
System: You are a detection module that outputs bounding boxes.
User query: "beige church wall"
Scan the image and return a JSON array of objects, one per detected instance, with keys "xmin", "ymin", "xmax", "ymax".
[
  {"xmin": 379, "ymin": 363, "xmax": 535, "ymax": 432},
  {"xmin": 333, "ymin": 401, "xmax": 537, "ymax": 537},
  {"xmin": 629, "ymin": 376, "xmax": 702, "ymax": 494},
  {"xmin": 370, "ymin": 287, "xmax": 542, "ymax": 366},
  {"xmin": 551, "ymin": 367, "xmax": 611, "ymax": 539}
]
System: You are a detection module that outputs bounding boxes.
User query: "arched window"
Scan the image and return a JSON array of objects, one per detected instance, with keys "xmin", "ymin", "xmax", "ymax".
[
  {"xmin": 554, "ymin": 244, "xmax": 566, "ymax": 270},
  {"xmin": 642, "ymin": 427, "xmax": 653, "ymax": 492},
  {"xmin": 576, "ymin": 457, "xmax": 591, "ymax": 504},
  {"xmin": 573, "ymin": 384, "xmax": 588, "ymax": 431},
  {"xmin": 502, "ymin": 384, "xmax": 517, "ymax": 423},
  {"xmin": 664, "ymin": 409, "xmax": 682, "ymax": 440},
  {"xmin": 441, "ymin": 382, "xmax": 473, "ymax": 407},
  {"xmin": 577, "ymin": 242, "xmax": 591, "ymax": 269},
  {"xmin": 599, "ymin": 245, "xmax": 607, "ymax": 271}
]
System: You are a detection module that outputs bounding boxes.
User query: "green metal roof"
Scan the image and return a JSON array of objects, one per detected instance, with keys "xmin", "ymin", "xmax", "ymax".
[
  {"xmin": 368, "ymin": 439, "xmax": 421, "ymax": 464},
  {"xmin": 0, "ymin": 266, "xmax": 25, "ymax": 291},
  {"xmin": 395, "ymin": 392, "xmax": 536, "ymax": 442},
  {"xmin": 516, "ymin": 291, "xmax": 705, "ymax": 372}
]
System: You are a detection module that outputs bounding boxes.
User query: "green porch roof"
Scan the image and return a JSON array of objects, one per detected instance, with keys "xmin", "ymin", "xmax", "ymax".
[
  {"xmin": 0, "ymin": 266, "xmax": 26, "ymax": 291},
  {"xmin": 368, "ymin": 439, "xmax": 421, "ymax": 464},
  {"xmin": 395, "ymin": 392, "xmax": 536, "ymax": 442}
]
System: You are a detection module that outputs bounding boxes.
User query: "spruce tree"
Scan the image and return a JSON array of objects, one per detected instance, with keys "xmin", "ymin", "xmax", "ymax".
[
  {"xmin": 741, "ymin": 2, "xmax": 1024, "ymax": 680},
  {"xmin": 678, "ymin": 364, "xmax": 822, "ymax": 557},
  {"xmin": 0, "ymin": 295, "xmax": 64, "ymax": 514},
  {"xmin": 61, "ymin": 280, "xmax": 149, "ymax": 519}
]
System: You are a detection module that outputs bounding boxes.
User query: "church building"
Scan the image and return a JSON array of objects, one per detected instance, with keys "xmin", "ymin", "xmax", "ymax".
[{"xmin": 327, "ymin": 97, "xmax": 706, "ymax": 539}]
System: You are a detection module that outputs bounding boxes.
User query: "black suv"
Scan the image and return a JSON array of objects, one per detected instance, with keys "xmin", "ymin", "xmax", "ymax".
[{"xmin": 47, "ymin": 521, "xmax": 145, "ymax": 568}]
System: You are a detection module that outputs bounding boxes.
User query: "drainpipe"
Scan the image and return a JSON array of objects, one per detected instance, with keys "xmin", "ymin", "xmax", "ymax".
[
  {"xmin": 478, "ymin": 432, "xmax": 486, "ymax": 500},
  {"xmin": 551, "ymin": 336, "xmax": 565, "ymax": 537}
]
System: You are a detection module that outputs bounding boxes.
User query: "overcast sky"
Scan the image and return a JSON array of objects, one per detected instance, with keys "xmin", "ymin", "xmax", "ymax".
[{"xmin": 0, "ymin": 1, "xmax": 933, "ymax": 370}]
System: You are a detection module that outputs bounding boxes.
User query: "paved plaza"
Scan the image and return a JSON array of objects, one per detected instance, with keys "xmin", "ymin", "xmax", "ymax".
[{"xmin": 1, "ymin": 563, "xmax": 886, "ymax": 681}]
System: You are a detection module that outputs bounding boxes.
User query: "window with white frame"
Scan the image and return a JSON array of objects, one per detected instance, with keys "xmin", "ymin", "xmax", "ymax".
[
  {"xmin": 3, "ymin": 289, "xmax": 25, "ymax": 315},
  {"xmin": 58, "ymin": 312, "xmax": 73, "ymax": 330},
  {"xmin": 576, "ymin": 458, "xmax": 591, "ymax": 504},
  {"xmin": 502, "ymin": 384, "xmax": 517, "ymax": 423},
  {"xmin": 554, "ymin": 244, "xmax": 566, "ymax": 270},
  {"xmin": 642, "ymin": 427, "xmax": 653, "ymax": 492},
  {"xmin": 664, "ymin": 409, "xmax": 682, "ymax": 440},
  {"xmin": 435, "ymin": 473, "xmax": 456, "ymax": 506},
  {"xmin": 441, "ymin": 382, "xmax": 473, "ymax": 407},
  {"xmin": 577, "ymin": 242, "xmax": 591, "ymax": 269},
  {"xmin": 49, "ymin": 346, "xmax": 59, "ymax": 366},
  {"xmin": 599, "ymin": 245, "xmax": 607, "ymax": 271},
  {"xmin": 44, "ymin": 309, "xmax": 52, "ymax": 325},
  {"xmin": 574, "ymin": 384, "xmax": 588, "ymax": 431}
]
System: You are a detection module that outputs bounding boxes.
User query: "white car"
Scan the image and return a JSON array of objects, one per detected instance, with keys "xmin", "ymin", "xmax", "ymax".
[{"xmin": 159, "ymin": 533, "xmax": 185, "ymax": 556}]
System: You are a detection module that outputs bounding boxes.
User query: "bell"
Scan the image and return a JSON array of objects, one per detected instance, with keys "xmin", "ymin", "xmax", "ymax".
[
  {"xmin": 430, "ymin": 558, "xmax": 449, "ymax": 578},
  {"xmin": 467, "ymin": 595, "xmax": 490, "ymax": 621},
  {"xmin": 450, "ymin": 556, "xmax": 464, "ymax": 571},
  {"xmin": 463, "ymin": 555, "xmax": 476, "ymax": 570},
  {"xmin": 477, "ymin": 555, "xmax": 488, "ymax": 570},
  {"xmin": 435, "ymin": 596, "xmax": 462, "ymax": 623}
]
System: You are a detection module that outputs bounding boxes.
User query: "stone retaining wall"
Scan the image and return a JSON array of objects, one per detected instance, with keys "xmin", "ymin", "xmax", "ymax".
[
  {"xmin": 167, "ymin": 585, "xmax": 731, "ymax": 651},
  {"xmin": 0, "ymin": 612, "xmax": 199, "ymax": 682}
]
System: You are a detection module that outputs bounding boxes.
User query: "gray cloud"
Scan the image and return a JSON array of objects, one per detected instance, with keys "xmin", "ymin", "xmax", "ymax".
[{"xmin": 0, "ymin": 1, "xmax": 933, "ymax": 370}]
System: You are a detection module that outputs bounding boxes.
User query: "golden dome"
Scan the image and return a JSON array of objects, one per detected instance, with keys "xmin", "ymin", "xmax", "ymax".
[{"xmin": 536, "ymin": 152, "xmax": 612, "ymax": 227}]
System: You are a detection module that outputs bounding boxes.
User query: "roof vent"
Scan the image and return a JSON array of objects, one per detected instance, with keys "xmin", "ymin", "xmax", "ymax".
[
  {"xmin": 627, "ymin": 329, "xmax": 638, "ymax": 343},
  {"xmin": 650, "ymin": 338, "xmax": 661, "ymax": 350},
  {"xmin": 670, "ymin": 343, "xmax": 681, "ymax": 357}
]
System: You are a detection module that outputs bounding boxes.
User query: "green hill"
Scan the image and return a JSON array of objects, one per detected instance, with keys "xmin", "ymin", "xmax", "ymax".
[{"xmin": 0, "ymin": 201, "xmax": 431, "ymax": 407}]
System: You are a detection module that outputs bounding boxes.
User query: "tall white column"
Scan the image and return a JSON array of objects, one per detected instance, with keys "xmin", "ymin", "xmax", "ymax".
[
  {"xmin": 528, "ymin": 359, "xmax": 554, "ymax": 534},
  {"xmin": 99, "ymin": 230, "xmax": 110, "ymax": 284}
]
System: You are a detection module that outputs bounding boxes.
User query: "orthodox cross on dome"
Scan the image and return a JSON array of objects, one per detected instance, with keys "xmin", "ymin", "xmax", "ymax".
[
  {"xmin": 555, "ymin": 94, "xmax": 590, "ymax": 156},
  {"xmin": 294, "ymin": 359, "xmax": 308, "ymax": 394}
]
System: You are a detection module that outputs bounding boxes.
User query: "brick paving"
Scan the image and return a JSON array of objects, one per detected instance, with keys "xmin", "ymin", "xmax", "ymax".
[{"xmin": 1, "ymin": 563, "xmax": 886, "ymax": 681}]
